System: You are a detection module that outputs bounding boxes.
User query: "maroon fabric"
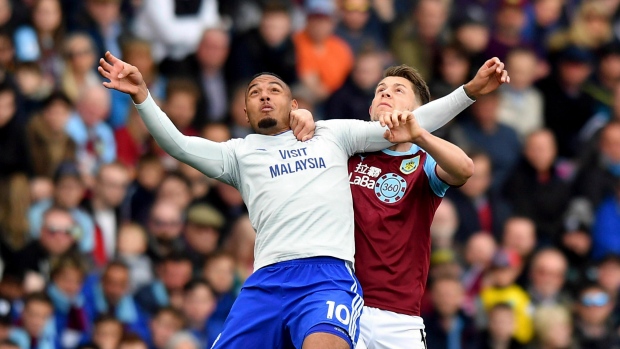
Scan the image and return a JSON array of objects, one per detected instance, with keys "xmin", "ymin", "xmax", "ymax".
[
  {"xmin": 67, "ymin": 305, "xmax": 87, "ymax": 331},
  {"xmin": 349, "ymin": 150, "xmax": 442, "ymax": 316}
]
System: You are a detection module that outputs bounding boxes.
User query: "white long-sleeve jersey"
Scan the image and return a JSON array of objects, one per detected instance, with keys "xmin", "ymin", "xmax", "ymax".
[{"xmin": 135, "ymin": 86, "xmax": 474, "ymax": 270}]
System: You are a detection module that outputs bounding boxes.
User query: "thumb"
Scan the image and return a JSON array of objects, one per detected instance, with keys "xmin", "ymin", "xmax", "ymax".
[
  {"xmin": 383, "ymin": 129, "xmax": 392, "ymax": 142},
  {"xmin": 117, "ymin": 64, "xmax": 133, "ymax": 79},
  {"xmin": 478, "ymin": 64, "xmax": 496, "ymax": 78}
]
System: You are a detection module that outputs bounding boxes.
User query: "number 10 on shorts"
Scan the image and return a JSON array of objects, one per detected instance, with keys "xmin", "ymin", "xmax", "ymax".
[{"xmin": 326, "ymin": 301, "xmax": 350, "ymax": 325}]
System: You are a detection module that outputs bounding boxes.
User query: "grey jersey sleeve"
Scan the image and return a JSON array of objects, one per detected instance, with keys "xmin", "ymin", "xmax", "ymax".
[
  {"xmin": 134, "ymin": 92, "xmax": 240, "ymax": 186},
  {"xmin": 318, "ymin": 120, "xmax": 393, "ymax": 156},
  {"xmin": 415, "ymin": 85, "xmax": 475, "ymax": 132}
]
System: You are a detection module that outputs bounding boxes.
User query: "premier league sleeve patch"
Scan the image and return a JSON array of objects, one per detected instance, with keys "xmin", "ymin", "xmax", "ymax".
[
  {"xmin": 375, "ymin": 173, "xmax": 407, "ymax": 203},
  {"xmin": 400, "ymin": 156, "xmax": 420, "ymax": 175}
]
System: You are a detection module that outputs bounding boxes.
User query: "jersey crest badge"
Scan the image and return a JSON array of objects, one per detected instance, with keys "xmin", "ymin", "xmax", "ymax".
[
  {"xmin": 375, "ymin": 173, "xmax": 407, "ymax": 204},
  {"xmin": 400, "ymin": 156, "xmax": 420, "ymax": 175}
]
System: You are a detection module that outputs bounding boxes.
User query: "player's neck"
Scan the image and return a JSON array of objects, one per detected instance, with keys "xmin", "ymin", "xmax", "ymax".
[{"xmin": 389, "ymin": 142, "xmax": 413, "ymax": 152}]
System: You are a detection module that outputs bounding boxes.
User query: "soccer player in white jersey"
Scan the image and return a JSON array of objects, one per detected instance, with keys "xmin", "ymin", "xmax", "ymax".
[{"xmin": 98, "ymin": 51, "xmax": 478, "ymax": 349}]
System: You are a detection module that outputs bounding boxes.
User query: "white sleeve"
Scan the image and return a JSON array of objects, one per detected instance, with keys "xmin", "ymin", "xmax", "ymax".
[
  {"xmin": 134, "ymin": 93, "xmax": 240, "ymax": 186},
  {"xmin": 139, "ymin": 0, "xmax": 219, "ymax": 46},
  {"xmin": 319, "ymin": 120, "xmax": 393, "ymax": 156},
  {"xmin": 415, "ymin": 85, "xmax": 475, "ymax": 132}
]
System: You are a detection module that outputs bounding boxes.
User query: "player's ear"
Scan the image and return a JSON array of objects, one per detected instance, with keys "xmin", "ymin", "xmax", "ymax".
[
  {"xmin": 368, "ymin": 105, "xmax": 372, "ymax": 116},
  {"xmin": 244, "ymin": 108, "xmax": 249, "ymax": 124},
  {"xmin": 291, "ymin": 99, "xmax": 298, "ymax": 110}
]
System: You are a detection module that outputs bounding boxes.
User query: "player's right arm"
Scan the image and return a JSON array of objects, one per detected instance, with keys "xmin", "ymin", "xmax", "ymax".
[{"xmin": 98, "ymin": 52, "xmax": 238, "ymax": 184}]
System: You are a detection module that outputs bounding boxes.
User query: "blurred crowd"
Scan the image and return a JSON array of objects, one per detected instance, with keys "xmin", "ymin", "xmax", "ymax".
[{"xmin": 0, "ymin": 0, "xmax": 620, "ymax": 348}]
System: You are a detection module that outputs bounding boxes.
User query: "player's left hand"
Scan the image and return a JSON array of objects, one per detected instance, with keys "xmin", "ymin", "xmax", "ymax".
[
  {"xmin": 378, "ymin": 110, "xmax": 425, "ymax": 144},
  {"xmin": 290, "ymin": 109, "xmax": 315, "ymax": 142},
  {"xmin": 464, "ymin": 57, "xmax": 510, "ymax": 99}
]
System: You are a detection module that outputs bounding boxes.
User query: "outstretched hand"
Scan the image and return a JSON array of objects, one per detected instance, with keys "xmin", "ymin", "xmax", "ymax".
[
  {"xmin": 290, "ymin": 109, "xmax": 315, "ymax": 142},
  {"xmin": 98, "ymin": 51, "xmax": 148, "ymax": 103},
  {"xmin": 464, "ymin": 57, "xmax": 510, "ymax": 99}
]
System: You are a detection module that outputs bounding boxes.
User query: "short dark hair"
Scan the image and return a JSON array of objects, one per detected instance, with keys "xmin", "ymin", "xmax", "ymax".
[
  {"xmin": 183, "ymin": 278, "xmax": 213, "ymax": 294},
  {"xmin": 118, "ymin": 333, "xmax": 147, "ymax": 349},
  {"xmin": 383, "ymin": 65, "xmax": 431, "ymax": 106},
  {"xmin": 94, "ymin": 314, "xmax": 123, "ymax": 327},
  {"xmin": 247, "ymin": 72, "xmax": 292, "ymax": 98},
  {"xmin": 23, "ymin": 292, "xmax": 53, "ymax": 308},
  {"xmin": 165, "ymin": 79, "xmax": 201, "ymax": 102},
  {"xmin": 50, "ymin": 253, "xmax": 87, "ymax": 279}
]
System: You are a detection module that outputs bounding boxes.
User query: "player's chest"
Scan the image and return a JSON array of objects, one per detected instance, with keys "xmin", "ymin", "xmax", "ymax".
[
  {"xmin": 237, "ymin": 139, "xmax": 344, "ymax": 180},
  {"xmin": 348, "ymin": 153, "xmax": 425, "ymax": 204}
]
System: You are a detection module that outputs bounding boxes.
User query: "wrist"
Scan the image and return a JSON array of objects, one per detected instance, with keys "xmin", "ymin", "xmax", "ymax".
[
  {"xmin": 131, "ymin": 83, "xmax": 149, "ymax": 104},
  {"xmin": 412, "ymin": 129, "xmax": 431, "ymax": 145},
  {"xmin": 463, "ymin": 83, "xmax": 478, "ymax": 101}
]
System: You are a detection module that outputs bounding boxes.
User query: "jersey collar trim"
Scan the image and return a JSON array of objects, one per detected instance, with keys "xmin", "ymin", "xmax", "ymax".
[{"xmin": 381, "ymin": 144, "xmax": 420, "ymax": 156}]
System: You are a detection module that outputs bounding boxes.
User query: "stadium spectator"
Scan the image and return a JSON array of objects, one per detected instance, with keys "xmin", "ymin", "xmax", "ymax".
[
  {"xmin": 335, "ymin": 0, "xmax": 387, "ymax": 55},
  {"xmin": 475, "ymin": 303, "xmax": 525, "ymax": 349},
  {"xmin": 575, "ymin": 121, "xmax": 620, "ymax": 211},
  {"xmin": 60, "ymin": 33, "xmax": 100, "ymax": 102},
  {"xmin": 452, "ymin": 11, "xmax": 490, "ymax": 73},
  {"xmin": 503, "ymin": 130, "xmax": 571, "ymax": 243},
  {"xmin": 13, "ymin": 62, "xmax": 53, "ymax": 116},
  {"xmin": 116, "ymin": 222, "xmax": 153, "ymax": 293},
  {"xmin": 28, "ymin": 162, "xmax": 95, "ymax": 254},
  {"xmin": 225, "ymin": 82, "xmax": 253, "ymax": 139},
  {"xmin": 500, "ymin": 217, "xmax": 536, "ymax": 286},
  {"xmin": 14, "ymin": 207, "xmax": 79, "ymax": 282},
  {"xmin": 526, "ymin": 248, "xmax": 570, "ymax": 308},
  {"xmin": 548, "ymin": 1, "xmax": 612, "ymax": 52},
  {"xmin": 124, "ymin": 155, "xmax": 165, "ymax": 225},
  {"xmin": 461, "ymin": 232, "xmax": 497, "ymax": 316},
  {"xmin": 583, "ymin": 42, "xmax": 620, "ymax": 111},
  {"xmin": 164, "ymin": 331, "xmax": 198, "ymax": 349},
  {"xmin": 81, "ymin": 162, "xmax": 130, "ymax": 266},
  {"xmin": 430, "ymin": 44, "xmax": 472, "ymax": 99},
  {"xmin": 447, "ymin": 152, "xmax": 512, "ymax": 243},
  {"xmin": 294, "ymin": 0, "xmax": 354, "ymax": 102},
  {"xmin": 47, "ymin": 253, "xmax": 90, "ymax": 348},
  {"xmin": 9, "ymin": 292, "xmax": 56, "ymax": 349},
  {"xmin": 13, "ymin": 0, "xmax": 64, "ymax": 85},
  {"xmin": 531, "ymin": 305, "xmax": 575, "ymax": 349},
  {"xmin": 324, "ymin": 48, "xmax": 384, "ymax": 120},
  {"xmin": 26, "ymin": 91, "xmax": 77, "ymax": 178},
  {"xmin": 65, "ymin": 85, "xmax": 116, "ymax": 182},
  {"xmin": 145, "ymin": 200, "xmax": 185, "ymax": 262},
  {"xmin": 202, "ymin": 251, "xmax": 236, "ymax": 321},
  {"xmin": 592, "ymin": 178, "xmax": 620, "ymax": 260},
  {"xmin": 497, "ymin": 48, "xmax": 543, "ymax": 139},
  {"xmin": 222, "ymin": 215, "xmax": 255, "ymax": 284},
  {"xmin": 70, "ymin": 0, "xmax": 125, "ymax": 59},
  {"xmin": 457, "ymin": 91, "xmax": 521, "ymax": 191},
  {"xmin": 228, "ymin": 1, "xmax": 297, "ymax": 85},
  {"xmin": 180, "ymin": 279, "xmax": 218, "ymax": 348},
  {"xmin": 391, "ymin": 0, "xmax": 449, "ymax": 81},
  {"xmin": 424, "ymin": 276, "xmax": 478, "ymax": 349},
  {"xmin": 484, "ymin": 0, "xmax": 529, "ymax": 62},
  {"xmin": 145, "ymin": 307, "xmax": 184, "ymax": 349},
  {"xmin": 83, "ymin": 262, "xmax": 147, "ymax": 338},
  {"xmin": 573, "ymin": 283, "xmax": 620, "ymax": 348},
  {"xmin": 90, "ymin": 316, "xmax": 123, "ymax": 349},
  {"xmin": 114, "ymin": 106, "xmax": 151, "ymax": 170},
  {"xmin": 0, "ymin": 84, "xmax": 31, "ymax": 179},
  {"xmin": 430, "ymin": 199, "xmax": 459, "ymax": 251},
  {"xmin": 108, "ymin": 38, "xmax": 166, "ymax": 129},
  {"xmin": 183, "ymin": 204, "xmax": 224, "ymax": 271},
  {"xmin": 118, "ymin": 333, "xmax": 147, "ymax": 349},
  {"xmin": 134, "ymin": 253, "xmax": 192, "ymax": 316},
  {"xmin": 595, "ymin": 255, "xmax": 620, "ymax": 322},
  {"xmin": 193, "ymin": 27, "xmax": 231, "ymax": 125},
  {"xmin": 537, "ymin": 45, "xmax": 597, "ymax": 158},
  {"xmin": 132, "ymin": 0, "xmax": 220, "ymax": 76},
  {"xmin": 155, "ymin": 173, "xmax": 192, "ymax": 211},
  {"xmin": 479, "ymin": 248, "xmax": 533, "ymax": 344}
]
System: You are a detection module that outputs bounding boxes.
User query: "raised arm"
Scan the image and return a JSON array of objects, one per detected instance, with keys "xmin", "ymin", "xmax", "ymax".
[
  {"xmin": 414, "ymin": 57, "xmax": 510, "ymax": 132},
  {"xmin": 98, "ymin": 52, "xmax": 237, "ymax": 182}
]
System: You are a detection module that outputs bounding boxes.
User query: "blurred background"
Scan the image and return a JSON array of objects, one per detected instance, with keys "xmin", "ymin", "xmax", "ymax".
[{"xmin": 0, "ymin": 0, "xmax": 620, "ymax": 348}]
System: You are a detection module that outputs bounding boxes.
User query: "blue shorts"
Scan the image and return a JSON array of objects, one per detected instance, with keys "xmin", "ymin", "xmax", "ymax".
[{"xmin": 211, "ymin": 257, "xmax": 364, "ymax": 349}]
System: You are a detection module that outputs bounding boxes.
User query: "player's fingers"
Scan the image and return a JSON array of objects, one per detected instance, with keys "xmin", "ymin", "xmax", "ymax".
[
  {"xmin": 105, "ymin": 51, "xmax": 120, "ymax": 64},
  {"xmin": 507, "ymin": 75, "xmax": 511, "ymax": 84},
  {"xmin": 501, "ymin": 70, "xmax": 509, "ymax": 83},
  {"xmin": 117, "ymin": 64, "xmax": 134, "ymax": 79},
  {"xmin": 378, "ymin": 112, "xmax": 387, "ymax": 127},
  {"xmin": 99, "ymin": 57, "xmax": 113, "ymax": 72},
  {"xmin": 97, "ymin": 66, "xmax": 111, "ymax": 79},
  {"xmin": 290, "ymin": 113, "xmax": 299, "ymax": 131},
  {"xmin": 102, "ymin": 81, "xmax": 113, "ymax": 89},
  {"xmin": 383, "ymin": 129, "xmax": 392, "ymax": 141},
  {"xmin": 391, "ymin": 111, "xmax": 399, "ymax": 127},
  {"xmin": 496, "ymin": 61, "xmax": 505, "ymax": 74}
]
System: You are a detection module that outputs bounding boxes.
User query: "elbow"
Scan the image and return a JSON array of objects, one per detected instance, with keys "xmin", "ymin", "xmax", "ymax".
[
  {"xmin": 462, "ymin": 156, "xmax": 475, "ymax": 180},
  {"xmin": 454, "ymin": 157, "xmax": 474, "ymax": 185}
]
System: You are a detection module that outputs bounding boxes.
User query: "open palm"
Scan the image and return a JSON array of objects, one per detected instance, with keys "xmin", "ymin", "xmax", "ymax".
[{"xmin": 98, "ymin": 51, "xmax": 145, "ymax": 97}]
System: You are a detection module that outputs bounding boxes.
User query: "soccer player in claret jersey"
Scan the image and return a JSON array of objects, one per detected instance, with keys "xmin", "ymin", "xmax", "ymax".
[
  {"xmin": 354, "ymin": 61, "xmax": 510, "ymax": 349},
  {"xmin": 98, "ymin": 50, "xmax": 482, "ymax": 349}
]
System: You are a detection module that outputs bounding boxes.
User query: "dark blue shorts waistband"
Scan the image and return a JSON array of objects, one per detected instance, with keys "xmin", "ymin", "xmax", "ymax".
[{"xmin": 268, "ymin": 256, "xmax": 347, "ymax": 267}]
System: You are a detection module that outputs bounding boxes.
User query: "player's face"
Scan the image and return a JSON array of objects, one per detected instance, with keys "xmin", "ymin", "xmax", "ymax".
[
  {"xmin": 369, "ymin": 76, "xmax": 418, "ymax": 121},
  {"xmin": 244, "ymin": 75, "xmax": 298, "ymax": 135}
]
